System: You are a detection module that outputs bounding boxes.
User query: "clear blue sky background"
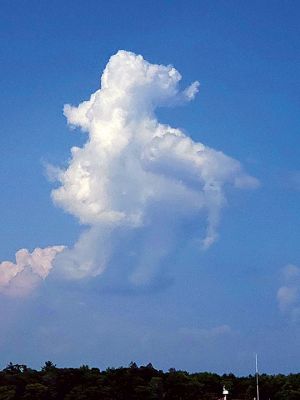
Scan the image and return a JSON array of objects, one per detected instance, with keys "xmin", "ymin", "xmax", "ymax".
[{"xmin": 1, "ymin": 0, "xmax": 300, "ymax": 374}]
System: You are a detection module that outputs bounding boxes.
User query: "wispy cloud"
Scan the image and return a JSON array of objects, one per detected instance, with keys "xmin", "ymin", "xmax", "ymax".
[
  {"xmin": 179, "ymin": 324, "xmax": 232, "ymax": 341},
  {"xmin": 0, "ymin": 50, "xmax": 258, "ymax": 296},
  {"xmin": 277, "ymin": 264, "xmax": 300, "ymax": 318},
  {"xmin": 286, "ymin": 171, "xmax": 300, "ymax": 191}
]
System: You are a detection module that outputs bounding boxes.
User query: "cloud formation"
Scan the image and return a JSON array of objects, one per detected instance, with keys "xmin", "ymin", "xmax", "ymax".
[
  {"xmin": 277, "ymin": 264, "xmax": 300, "ymax": 318},
  {"xmin": 0, "ymin": 246, "xmax": 65, "ymax": 296},
  {"xmin": 179, "ymin": 324, "xmax": 232, "ymax": 341},
  {"xmin": 1, "ymin": 50, "xmax": 258, "ymax": 295}
]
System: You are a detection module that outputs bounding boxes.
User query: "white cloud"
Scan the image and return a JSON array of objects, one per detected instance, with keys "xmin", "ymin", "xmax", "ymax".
[
  {"xmin": 0, "ymin": 246, "xmax": 65, "ymax": 296},
  {"xmin": 51, "ymin": 50, "xmax": 258, "ymax": 280},
  {"xmin": 277, "ymin": 286, "xmax": 298, "ymax": 310},
  {"xmin": 277, "ymin": 264, "xmax": 300, "ymax": 315},
  {"xmin": 0, "ymin": 50, "xmax": 258, "ymax": 295}
]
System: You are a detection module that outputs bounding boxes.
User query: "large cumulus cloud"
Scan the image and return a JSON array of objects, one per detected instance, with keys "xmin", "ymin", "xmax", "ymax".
[{"xmin": 0, "ymin": 50, "xmax": 258, "ymax": 295}]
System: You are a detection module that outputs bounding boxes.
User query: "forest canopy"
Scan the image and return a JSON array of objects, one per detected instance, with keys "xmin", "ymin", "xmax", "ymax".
[{"xmin": 0, "ymin": 362, "xmax": 299, "ymax": 400}]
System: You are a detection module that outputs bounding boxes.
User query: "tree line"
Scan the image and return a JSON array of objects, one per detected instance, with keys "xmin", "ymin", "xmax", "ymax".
[{"xmin": 0, "ymin": 361, "xmax": 299, "ymax": 400}]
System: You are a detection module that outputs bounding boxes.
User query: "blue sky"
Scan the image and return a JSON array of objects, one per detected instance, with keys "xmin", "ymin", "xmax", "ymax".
[{"xmin": 1, "ymin": 0, "xmax": 300, "ymax": 375}]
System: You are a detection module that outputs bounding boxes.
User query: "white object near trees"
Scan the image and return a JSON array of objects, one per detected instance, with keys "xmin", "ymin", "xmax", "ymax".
[{"xmin": 223, "ymin": 385, "xmax": 229, "ymax": 400}]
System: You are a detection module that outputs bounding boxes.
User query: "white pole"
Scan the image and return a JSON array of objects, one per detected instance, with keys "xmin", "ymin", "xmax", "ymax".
[{"xmin": 256, "ymin": 354, "xmax": 260, "ymax": 400}]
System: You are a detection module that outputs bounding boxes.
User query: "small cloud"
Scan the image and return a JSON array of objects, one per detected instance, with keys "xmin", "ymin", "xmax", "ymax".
[
  {"xmin": 234, "ymin": 175, "xmax": 260, "ymax": 190},
  {"xmin": 277, "ymin": 264, "xmax": 300, "ymax": 316},
  {"xmin": 277, "ymin": 286, "xmax": 298, "ymax": 311},
  {"xmin": 0, "ymin": 246, "xmax": 65, "ymax": 297},
  {"xmin": 182, "ymin": 81, "xmax": 200, "ymax": 101},
  {"xmin": 45, "ymin": 163, "xmax": 63, "ymax": 183},
  {"xmin": 179, "ymin": 324, "xmax": 232, "ymax": 341},
  {"xmin": 283, "ymin": 264, "xmax": 300, "ymax": 280}
]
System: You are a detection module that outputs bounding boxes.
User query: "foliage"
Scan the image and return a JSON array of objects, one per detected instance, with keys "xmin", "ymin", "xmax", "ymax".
[{"xmin": 0, "ymin": 362, "xmax": 299, "ymax": 400}]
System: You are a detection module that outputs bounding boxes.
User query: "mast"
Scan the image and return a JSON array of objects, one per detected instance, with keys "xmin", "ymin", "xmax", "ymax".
[{"xmin": 255, "ymin": 354, "xmax": 260, "ymax": 400}]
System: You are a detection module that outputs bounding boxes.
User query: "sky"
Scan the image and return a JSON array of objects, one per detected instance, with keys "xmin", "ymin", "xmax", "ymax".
[{"xmin": 0, "ymin": 0, "xmax": 300, "ymax": 375}]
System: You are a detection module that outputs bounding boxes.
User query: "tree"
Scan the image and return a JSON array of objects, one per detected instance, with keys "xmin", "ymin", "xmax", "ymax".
[
  {"xmin": 3, "ymin": 363, "xmax": 27, "ymax": 374},
  {"xmin": 0, "ymin": 386, "xmax": 16, "ymax": 400},
  {"xmin": 42, "ymin": 361, "xmax": 57, "ymax": 372},
  {"xmin": 23, "ymin": 383, "xmax": 48, "ymax": 400}
]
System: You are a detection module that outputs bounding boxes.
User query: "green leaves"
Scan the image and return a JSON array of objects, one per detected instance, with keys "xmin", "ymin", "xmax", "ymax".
[{"xmin": 0, "ymin": 362, "xmax": 299, "ymax": 399}]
